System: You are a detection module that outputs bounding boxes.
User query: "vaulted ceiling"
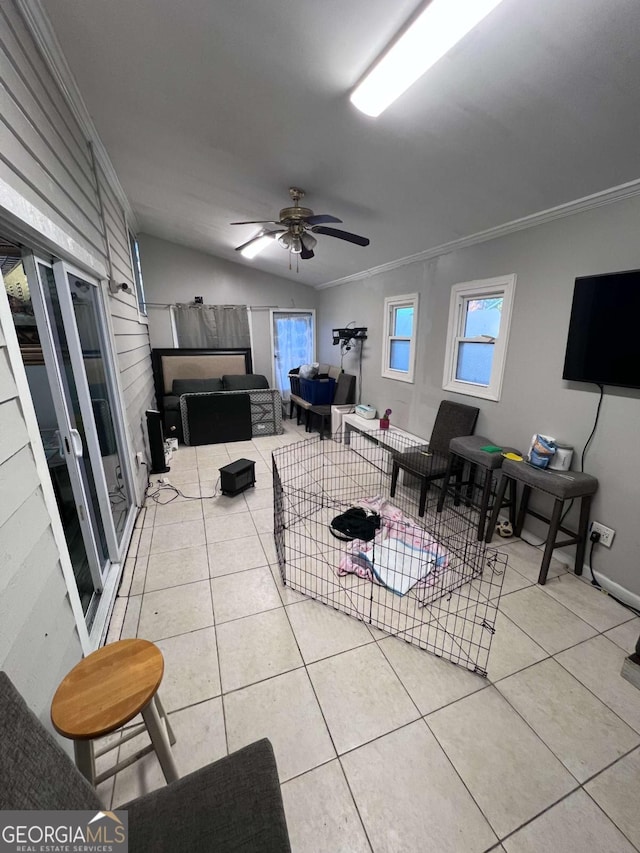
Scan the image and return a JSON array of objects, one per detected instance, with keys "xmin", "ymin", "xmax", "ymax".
[{"xmin": 43, "ymin": 0, "xmax": 640, "ymax": 287}]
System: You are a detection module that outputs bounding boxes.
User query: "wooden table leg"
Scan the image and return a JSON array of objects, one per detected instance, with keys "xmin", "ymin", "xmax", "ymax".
[
  {"xmin": 74, "ymin": 740, "xmax": 95, "ymax": 784},
  {"xmin": 142, "ymin": 697, "xmax": 179, "ymax": 783}
]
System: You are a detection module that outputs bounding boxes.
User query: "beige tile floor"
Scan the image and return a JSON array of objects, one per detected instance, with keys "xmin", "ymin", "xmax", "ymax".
[{"xmin": 103, "ymin": 420, "xmax": 640, "ymax": 852}]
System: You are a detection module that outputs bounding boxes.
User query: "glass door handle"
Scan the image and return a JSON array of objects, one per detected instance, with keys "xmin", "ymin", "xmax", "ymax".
[{"xmin": 69, "ymin": 429, "xmax": 84, "ymax": 458}]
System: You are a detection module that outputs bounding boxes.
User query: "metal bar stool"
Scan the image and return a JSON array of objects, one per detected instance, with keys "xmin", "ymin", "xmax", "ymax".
[
  {"xmin": 437, "ymin": 436, "xmax": 518, "ymax": 541},
  {"xmin": 485, "ymin": 458, "xmax": 598, "ymax": 584},
  {"xmin": 51, "ymin": 638, "xmax": 178, "ymax": 786}
]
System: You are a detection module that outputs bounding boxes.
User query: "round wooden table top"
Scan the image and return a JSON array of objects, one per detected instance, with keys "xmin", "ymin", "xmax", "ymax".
[{"xmin": 51, "ymin": 639, "xmax": 164, "ymax": 740}]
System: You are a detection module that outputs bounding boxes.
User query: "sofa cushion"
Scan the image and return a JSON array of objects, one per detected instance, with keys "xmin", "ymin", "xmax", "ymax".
[
  {"xmin": 164, "ymin": 395, "xmax": 181, "ymax": 412},
  {"xmin": 223, "ymin": 374, "xmax": 269, "ymax": 391},
  {"xmin": 172, "ymin": 378, "xmax": 224, "ymax": 395}
]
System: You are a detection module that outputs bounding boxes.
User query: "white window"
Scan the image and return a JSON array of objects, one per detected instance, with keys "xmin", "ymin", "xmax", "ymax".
[
  {"xmin": 381, "ymin": 293, "xmax": 419, "ymax": 383},
  {"xmin": 128, "ymin": 232, "xmax": 147, "ymax": 317},
  {"xmin": 442, "ymin": 274, "xmax": 516, "ymax": 401}
]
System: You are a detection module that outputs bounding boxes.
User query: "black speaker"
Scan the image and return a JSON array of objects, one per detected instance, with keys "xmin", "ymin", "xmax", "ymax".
[
  {"xmin": 219, "ymin": 458, "xmax": 256, "ymax": 496},
  {"xmin": 146, "ymin": 410, "xmax": 170, "ymax": 474}
]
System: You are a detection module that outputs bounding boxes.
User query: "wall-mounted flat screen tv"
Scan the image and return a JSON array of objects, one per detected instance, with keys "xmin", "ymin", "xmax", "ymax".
[{"xmin": 563, "ymin": 269, "xmax": 640, "ymax": 389}]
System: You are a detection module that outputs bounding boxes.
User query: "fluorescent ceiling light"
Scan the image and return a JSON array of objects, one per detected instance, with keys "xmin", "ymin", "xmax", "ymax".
[
  {"xmin": 350, "ymin": 0, "xmax": 505, "ymax": 117},
  {"xmin": 240, "ymin": 233, "xmax": 273, "ymax": 259}
]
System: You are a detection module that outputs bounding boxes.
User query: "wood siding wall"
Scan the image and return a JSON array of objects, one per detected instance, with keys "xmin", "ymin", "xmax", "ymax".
[
  {"xmin": 0, "ymin": 0, "xmax": 154, "ymax": 717},
  {"xmin": 0, "ymin": 0, "xmax": 154, "ymax": 494},
  {"xmin": 0, "ymin": 322, "xmax": 83, "ymax": 724},
  {"xmin": 95, "ymin": 159, "xmax": 156, "ymax": 466}
]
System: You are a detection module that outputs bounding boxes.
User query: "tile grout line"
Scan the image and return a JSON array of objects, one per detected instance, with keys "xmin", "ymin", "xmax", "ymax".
[
  {"xmin": 203, "ymin": 513, "xmax": 229, "ymax": 759},
  {"xmin": 581, "ymin": 779, "xmax": 640, "ymax": 853},
  {"xmin": 277, "ymin": 590, "xmax": 376, "ymax": 853},
  {"xmin": 116, "ymin": 441, "xmax": 638, "ymax": 847},
  {"xmin": 551, "ymin": 644, "xmax": 640, "ymax": 737},
  {"xmin": 482, "ymin": 668, "xmax": 640, "ymax": 843}
]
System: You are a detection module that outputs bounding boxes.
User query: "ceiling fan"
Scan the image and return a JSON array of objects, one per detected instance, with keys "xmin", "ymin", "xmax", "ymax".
[{"xmin": 231, "ymin": 187, "xmax": 370, "ymax": 261}]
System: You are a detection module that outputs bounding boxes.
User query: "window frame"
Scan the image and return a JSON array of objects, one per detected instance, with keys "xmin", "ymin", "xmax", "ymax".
[
  {"xmin": 381, "ymin": 293, "xmax": 419, "ymax": 383},
  {"xmin": 442, "ymin": 274, "xmax": 516, "ymax": 401},
  {"xmin": 127, "ymin": 231, "xmax": 148, "ymax": 320}
]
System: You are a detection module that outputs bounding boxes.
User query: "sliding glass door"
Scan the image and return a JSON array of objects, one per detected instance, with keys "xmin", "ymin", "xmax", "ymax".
[
  {"xmin": 23, "ymin": 255, "xmax": 134, "ymax": 627},
  {"xmin": 57, "ymin": 266, "xmax": 132, "ymax": 544}
]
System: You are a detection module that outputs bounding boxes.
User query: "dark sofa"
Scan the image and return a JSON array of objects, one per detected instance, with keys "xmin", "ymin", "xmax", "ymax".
[{"xmin": 0, "ymin": 671, "xmax": 291, "ymax": 852}]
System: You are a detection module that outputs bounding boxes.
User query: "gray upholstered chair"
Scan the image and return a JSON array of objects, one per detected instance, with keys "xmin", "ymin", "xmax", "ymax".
[
  {"xmin": 0, "ymin": 671, "xmax": 291, "ymax": 852},
  {"xmin": 390, "ymin": 400, "xmax": 480, "ymax": 517}
]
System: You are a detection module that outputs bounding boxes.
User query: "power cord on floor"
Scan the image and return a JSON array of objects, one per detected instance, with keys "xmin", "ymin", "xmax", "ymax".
[{"xmin": 145, "ymin": 476, "xmax": 221, "ymax": 504}]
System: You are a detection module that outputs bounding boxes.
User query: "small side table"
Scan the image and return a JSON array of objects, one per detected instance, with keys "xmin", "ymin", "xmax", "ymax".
[
  {"xmin": 51, "ymin": 639, "xmax": 178, "ymax": 786},
  {"xmin": 486, "ymin": 459, "xmax": 598, "ymax": 584}
]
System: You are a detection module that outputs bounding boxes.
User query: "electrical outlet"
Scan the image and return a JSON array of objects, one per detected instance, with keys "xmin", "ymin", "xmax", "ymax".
[{"xmin": 590, "ymin": 521, "xmax": 615, "ymax": 548}]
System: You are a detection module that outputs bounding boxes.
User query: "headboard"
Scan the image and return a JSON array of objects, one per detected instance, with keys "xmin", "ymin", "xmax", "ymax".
[{"xmin": 152, "ymin": 348, "xmax": 253, "ymax": 401}]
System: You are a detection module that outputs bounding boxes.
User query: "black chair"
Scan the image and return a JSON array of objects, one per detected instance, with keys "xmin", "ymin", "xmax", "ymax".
[
  {"xmin": 309, "ymin": 373, "xmax": 357, "ymax": 438},
  {"xmin": 390, "ymin": 401, "xmax": 480, "ymax": 517}
]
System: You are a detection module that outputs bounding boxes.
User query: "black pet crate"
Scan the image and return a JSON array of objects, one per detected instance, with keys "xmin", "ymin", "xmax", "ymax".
[{"xmin": 272, "ymin": 431, "xmax": 507, "ymax": 676}]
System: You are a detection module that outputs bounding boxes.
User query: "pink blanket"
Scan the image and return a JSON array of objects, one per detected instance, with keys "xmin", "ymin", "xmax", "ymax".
[{"xmin": 336, "ymin": 496, "xmax": 449, "ymax": 591}]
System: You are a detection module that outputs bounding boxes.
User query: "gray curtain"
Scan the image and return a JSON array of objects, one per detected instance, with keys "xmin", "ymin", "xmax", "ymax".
[{"xmin": 174, "ymin": 304, "xmax": 250, "ymax": 348}]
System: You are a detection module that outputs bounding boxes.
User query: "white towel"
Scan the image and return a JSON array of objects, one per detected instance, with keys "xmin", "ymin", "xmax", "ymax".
[{"xmin": 359, "ymin": 537, "xmax": 434, "ymax": 596}]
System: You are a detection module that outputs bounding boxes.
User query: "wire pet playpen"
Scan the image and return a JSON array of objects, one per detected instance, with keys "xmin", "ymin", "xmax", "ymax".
[{"xmin": 273, "ymin": 430, "xmax": 507, "ymax": 677}]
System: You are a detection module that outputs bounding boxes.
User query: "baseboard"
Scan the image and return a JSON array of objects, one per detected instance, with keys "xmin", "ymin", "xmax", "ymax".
[{"xmin": 498, "ymin": 520, "xmax": 640, "ymax": 613}]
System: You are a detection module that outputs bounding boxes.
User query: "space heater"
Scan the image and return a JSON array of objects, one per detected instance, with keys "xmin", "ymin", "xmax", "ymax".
[
  {"xmin": 219, "ymin": 458, "xmax": 256, "ymax": 496},
  {"xmin": 146, "ymin": 410, "xmax": 170, "ymax": 474}
]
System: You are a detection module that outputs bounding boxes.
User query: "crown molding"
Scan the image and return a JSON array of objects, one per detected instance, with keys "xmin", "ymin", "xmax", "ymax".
[
  {"xmin": 316, "ymin": 177, "xmax": 640, "ymax": 289},
  {"xmin": 15, "ymin": 0, "xmax": 140, "ymax": 234}
]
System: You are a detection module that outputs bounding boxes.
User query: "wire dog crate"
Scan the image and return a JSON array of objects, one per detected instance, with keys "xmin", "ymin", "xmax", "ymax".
[{"xmin": 273, "ymin": 430, "xmax": 507, "ymax": 676}]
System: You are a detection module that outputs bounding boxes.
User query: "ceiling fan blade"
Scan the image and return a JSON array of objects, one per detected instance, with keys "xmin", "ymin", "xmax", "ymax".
[
  {"xmin": 234, "ymin": 230, "xmax": 283, "ymax": 252},
  {"xmin": 311, "ymin": 226, "xmax": 370, "ymax": 247},
  {"xmin": 230, "ymin": 219, "xmax": 281, "ymax": 225},
  {"xmin": 300, "ymin": 246, "xmax": 315, "ymax": 260},
  {"xmin": 303, "ymin": 214, "xmax": 343, "ymax": 225}
]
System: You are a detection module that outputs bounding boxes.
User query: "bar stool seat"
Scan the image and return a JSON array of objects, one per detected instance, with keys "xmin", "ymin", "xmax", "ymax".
[
  {"xmin": 51, "ymin": 638, "xmax": 178, "ymax": 786},
  {"xmin": 485, "ymin": 458, "xmax": 598, "ymax": 584},
  {"xmin": 437, "ymin": 435, "xmax": 518, "ymax": 540}
]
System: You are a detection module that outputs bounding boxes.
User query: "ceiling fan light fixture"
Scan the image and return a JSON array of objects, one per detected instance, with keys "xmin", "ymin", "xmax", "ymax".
[
  {"xmin": 240, "ymin": 233, "xmax": 273, "ymax": 259},
  {"xmin": 350, "ymin": 0, "xmax": 505, "ymax": 118},
  {"xmin": 302, "ymin": 233, "xmax": 317, "ymax": 251},
  {"xmin": 290, "ymin": 235, "xmax": 303, "ymax": 254},
  {"xmin": 278, "ymin": 232, "xmax": 293, "ymax": 249}
]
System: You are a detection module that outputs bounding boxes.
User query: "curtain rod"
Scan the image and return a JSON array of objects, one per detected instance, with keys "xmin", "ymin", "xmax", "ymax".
[{"xmin": 144, "ymin": 302, "xmax": 279, "ymax": 310}]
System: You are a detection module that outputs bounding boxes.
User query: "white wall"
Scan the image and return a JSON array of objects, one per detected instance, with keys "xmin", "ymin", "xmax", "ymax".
[
  {"xmin": 318, "ymin": 195, "xmax": 640, "ymax": 600},
  {"xmin": 138, "ymin": 234, "xmax": 318, "ymax": 381}
]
